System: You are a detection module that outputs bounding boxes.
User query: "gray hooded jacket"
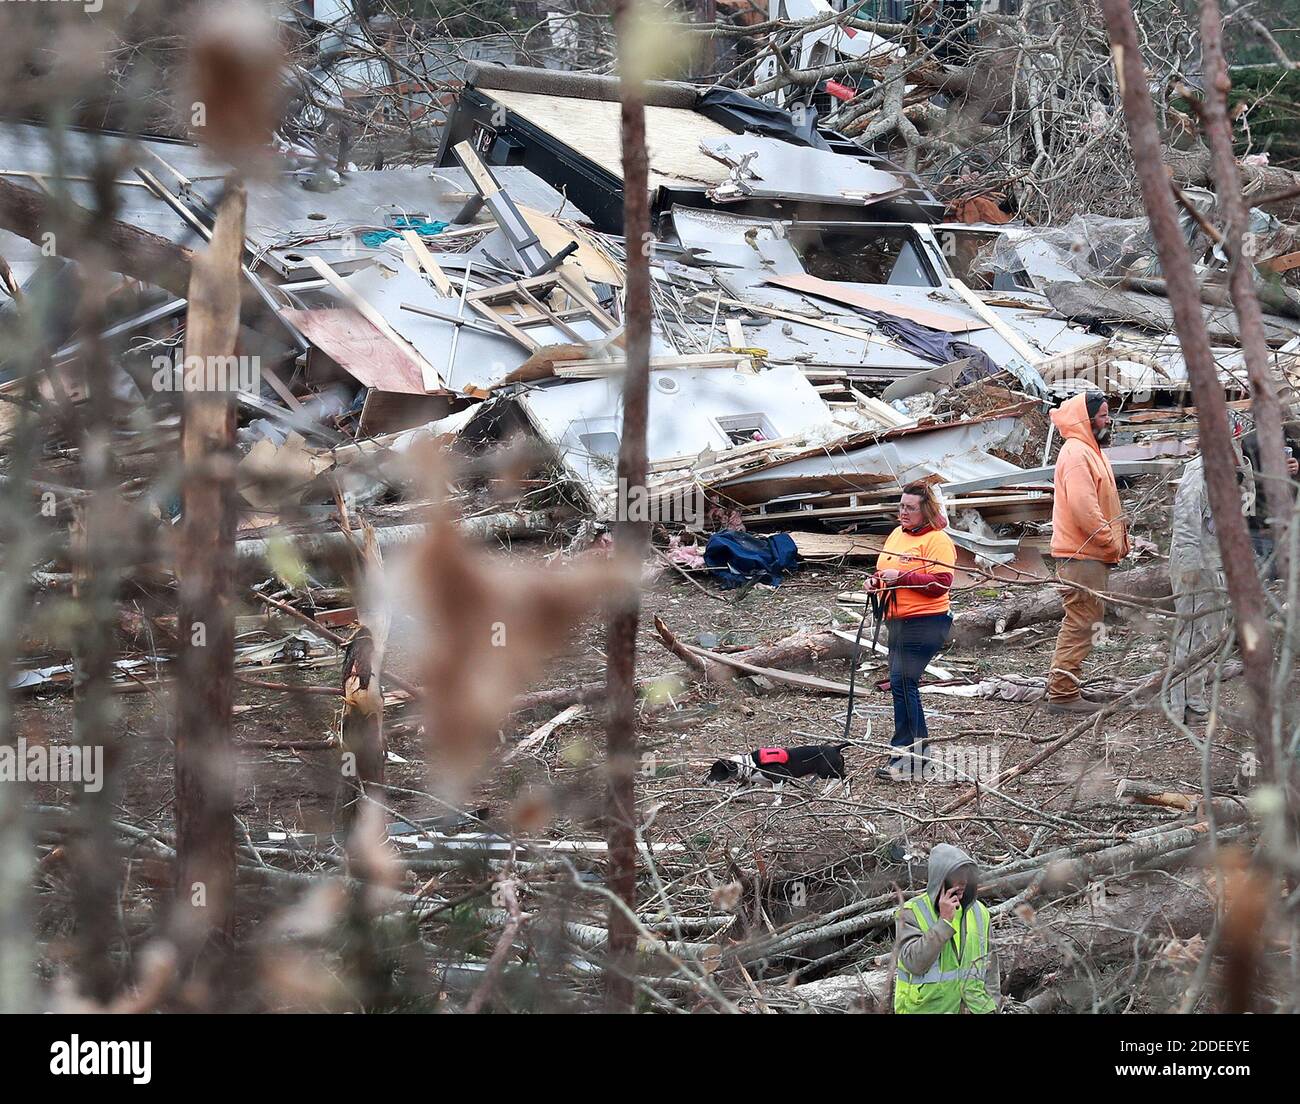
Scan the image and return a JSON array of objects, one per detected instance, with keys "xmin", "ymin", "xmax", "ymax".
[{"xmin": 894, "ymin": 843, "xmax": 1001, "ymax": 1010}]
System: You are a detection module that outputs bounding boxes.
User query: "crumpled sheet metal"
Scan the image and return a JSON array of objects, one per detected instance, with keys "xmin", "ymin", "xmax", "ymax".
[{"xmin": 721, "ymin": 414, "xmax": 1026, "ymax": 493}]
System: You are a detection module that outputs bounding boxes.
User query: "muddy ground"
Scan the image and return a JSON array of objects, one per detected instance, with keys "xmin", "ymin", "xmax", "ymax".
[{"xmin": 19, "ymin": 508, "xmax": 1260, "ymax": 1010}]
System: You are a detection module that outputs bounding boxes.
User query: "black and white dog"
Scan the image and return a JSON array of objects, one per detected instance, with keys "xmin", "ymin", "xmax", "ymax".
[{"xmin": 707, "ymin": 743, "xmax": 853, "ymax": 805}]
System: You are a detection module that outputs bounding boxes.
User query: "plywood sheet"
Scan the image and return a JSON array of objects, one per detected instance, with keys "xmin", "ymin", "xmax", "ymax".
[
  {"xmin": 283, "ymin": 308, "xmax": 427, "ymax": 394},
  {"xmin": 516, "ymin": 204, "xmax": 624, "ymax": 287},
  {"xmin": 483, "ymin": 89, "xmax": 734, "ymax": 189}
]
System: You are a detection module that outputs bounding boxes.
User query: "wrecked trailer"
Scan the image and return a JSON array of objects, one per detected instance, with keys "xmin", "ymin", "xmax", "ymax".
[{"xmin": 434, "ymin": 62, "xmax": 944, "ymax": 234}]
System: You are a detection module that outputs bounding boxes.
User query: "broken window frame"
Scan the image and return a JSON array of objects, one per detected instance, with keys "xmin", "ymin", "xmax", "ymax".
[{"xmin": 780, "ymin": 220, "xmax": 950, "ymax": 287}]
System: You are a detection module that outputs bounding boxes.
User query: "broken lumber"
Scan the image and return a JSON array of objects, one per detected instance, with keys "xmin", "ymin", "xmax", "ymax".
[
  {"xmin": 307, "ymin": 256, "xmax": 444, "ymax": 392},
  {"xmin": 828, "ymin": 621, "xmax": 954, "ymax": 680},
  {"xmin": 503, "ymin": 703, "xmax": 586, "ymax": 763}
]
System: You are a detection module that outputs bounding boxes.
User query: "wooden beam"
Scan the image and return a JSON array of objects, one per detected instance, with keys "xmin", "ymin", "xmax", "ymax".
[
  {"xmin": 948, "ymin": 278, "xmax": 1043, "ymax": 364},
  {"xmin": 1262, "ymin": 249, "xmax": 1300, "ymax": 275},
  {"xmin": 400, "ymin": 229, "xmax": 454, "ymax": 295},
  {"xmin": 829, "ymin": 622, "xmax": 953, "ymax": 680},
  {"xmin": 554, "ymin": 352, "xmax": 751, "ymax": 377},
  {"xmin": 452, "ymin": 140, "xmax": 502, "ymax": 198}
]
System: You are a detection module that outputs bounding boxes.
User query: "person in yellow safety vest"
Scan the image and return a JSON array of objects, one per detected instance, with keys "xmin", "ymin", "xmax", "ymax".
[{"xmin": 894, "ymin": 843, "xmax": 1001, "ymax": 1013}]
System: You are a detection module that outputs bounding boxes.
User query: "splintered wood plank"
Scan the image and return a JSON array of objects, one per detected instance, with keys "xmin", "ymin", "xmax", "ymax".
[
  {"xmin": 452, "ymin": 140, "xmax": 501, "ymax": 197},
  {"xmin": 828, "ymin": 625, "xmax": 953, "ymax": 680},
  {"xmin": 948, "ymin": 278, "xmax": 1044, "ymax": 363},
  {"xmin": 764, "ymin": 272, "xmax": 988, "ymax": 333},
  {"xmin": 1262, "ymin": 249, "xmax": 1300, "ymax": 274},
  {"xmin": 789, "ymin": 532, "xmax": 888, "ymax": 558},
  {"xmin": 516, "ymin": 204, "xmax": 624, "ymax": 287},
  {"xmin": 400, "ymin": 229, "xmax": 454, "ymax": 295}
]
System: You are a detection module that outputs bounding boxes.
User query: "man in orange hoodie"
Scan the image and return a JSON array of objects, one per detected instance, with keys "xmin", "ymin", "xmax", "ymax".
[{"xmin": 1046, "ymin": 392, "xmax": 1131, "ymax": 712}]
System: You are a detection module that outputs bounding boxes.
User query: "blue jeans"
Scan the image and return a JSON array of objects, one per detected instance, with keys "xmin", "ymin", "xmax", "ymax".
[
  {"xmin": 1251, "ymin": 532, "xmax": 1276, "ymax": 581},
  {"xmin": 887, "ymin": 613, "xmax": 953, "ymax": 767}
]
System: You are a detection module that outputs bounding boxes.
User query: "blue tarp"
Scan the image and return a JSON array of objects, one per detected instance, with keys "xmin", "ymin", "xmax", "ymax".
[
  {"xmin": 703, "ymin": 531, "xmax": 799, "ymax": 588},
  {"xmin": 360, "ymin": 217, "xmax": 449, "ymax": 247}
]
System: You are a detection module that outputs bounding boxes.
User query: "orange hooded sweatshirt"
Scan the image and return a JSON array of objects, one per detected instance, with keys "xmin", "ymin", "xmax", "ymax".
[{"xmin": 1050, "ymin": 394, "xmax": 1130, "ymax": 563}]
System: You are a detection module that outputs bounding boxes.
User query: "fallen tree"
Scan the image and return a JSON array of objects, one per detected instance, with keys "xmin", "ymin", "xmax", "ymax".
[
  {"xmin": 0, "ymin": 175, "xmax": 194, "ymax": 298},
  {"xmin": 776, "ymin": 869, "xmax": 1220, "ymax": 1012},
  {"xmin": 511, "ymin": 624, "xmax": 856, "ymax": 716},
  {"xmin": 950, "ymin": 563, "xmax": 1172, "ymax": 646},
  {"xmin": 1166, "ymin": 143, "xmax": 1300, "ymax": 224},
  {"xmin": 739, "ymin": 816, "xmax": 1248, "ymax": 969}
]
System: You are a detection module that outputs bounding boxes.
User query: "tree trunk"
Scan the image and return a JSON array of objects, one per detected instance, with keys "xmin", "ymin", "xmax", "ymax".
[
  {"xmin": 604, "ymin": 0, "xmax": 652, "ymax": 1014},
  {"xmin": 67, "ymin": 200, "xmax": 131, "ymax": 1004},
  {"xmin": 1201, "ymin": 0, "xmax": 1294, "ymax": 580},
  {"xmin": 0, "ymin": 176, "xmax": 194, "ymax": 298},
  {"xmin": 951, "ymin": 564, "xmax": 1172, "ymax": 646},
  {"xmin": 174, "ymin": 184, "xmax": 245, "ymax": 973},
  {"xmin": 1102, "ymin": 0, "xmax": 1279, "ymax": 781},
  {"xmin": 1165, "ymin": 143, "xmax": 1300, "ymax": 223},
  {"xmin": 339, "ymin": 527, "xmax": 389, "ymax": 829}
]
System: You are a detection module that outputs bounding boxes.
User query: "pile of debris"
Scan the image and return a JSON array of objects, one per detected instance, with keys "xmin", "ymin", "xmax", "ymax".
[
  {"xmin": 10, "ymin": 63, "xmax": 1294, "ymax": 614},
  {"xmin": 6, "ymin": 9, "xmax": 1300, "ymax": 1018}
]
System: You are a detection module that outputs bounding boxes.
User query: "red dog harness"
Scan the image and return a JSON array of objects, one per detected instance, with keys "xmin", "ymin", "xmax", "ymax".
[{"xmin": 757, "ymin": 748, "xmax": 790, "ymax": 765}]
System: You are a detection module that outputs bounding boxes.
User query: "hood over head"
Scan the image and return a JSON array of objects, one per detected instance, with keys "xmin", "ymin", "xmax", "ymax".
[
  {"xmin": 926, "ymin": 842, "xmax": 979, "ymax": 908},
  {"xmin": 1050, "ymin": 393, "xmax": 1101, "ymax": 453}
]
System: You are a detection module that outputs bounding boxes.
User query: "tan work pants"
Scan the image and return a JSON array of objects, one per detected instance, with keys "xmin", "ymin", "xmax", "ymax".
[{"xmin": 1047, "ymin": 558, "xmax": 1110, "ymax": 701}]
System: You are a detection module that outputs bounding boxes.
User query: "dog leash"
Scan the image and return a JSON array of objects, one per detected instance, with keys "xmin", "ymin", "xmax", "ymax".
[
  {"xmin": 871, "ymin": 586, "xmax": 894, "ymax": 652},
  {"xmin": 841, "ymin": 583, "xmax": 893, "ymax": 743}
]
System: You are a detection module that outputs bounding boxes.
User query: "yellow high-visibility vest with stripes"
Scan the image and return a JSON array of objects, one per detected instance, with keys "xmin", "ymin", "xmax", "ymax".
[{"xmin": 894, "ymin": 893, "xmax": 996, "ymax": 1014}]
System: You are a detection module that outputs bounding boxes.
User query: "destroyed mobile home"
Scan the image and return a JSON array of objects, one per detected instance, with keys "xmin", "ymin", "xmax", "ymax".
[{"xmin": 3, "ymin": 22, "xmax": 1300, "ymax": 1020}]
